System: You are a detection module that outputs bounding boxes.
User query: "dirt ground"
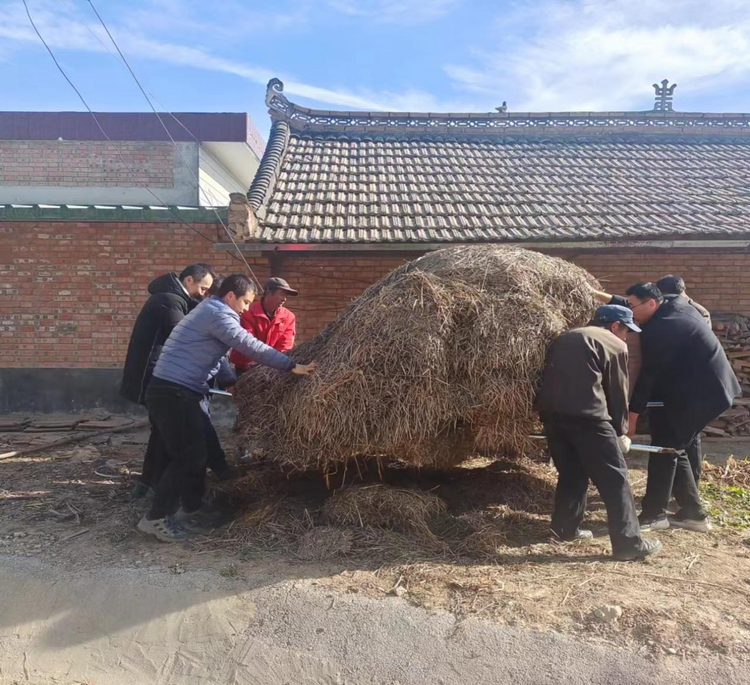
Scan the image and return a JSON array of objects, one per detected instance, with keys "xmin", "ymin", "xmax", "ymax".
[{"xmin": 1, "ymin": 415, "xmax": 750, "ymax": 668}]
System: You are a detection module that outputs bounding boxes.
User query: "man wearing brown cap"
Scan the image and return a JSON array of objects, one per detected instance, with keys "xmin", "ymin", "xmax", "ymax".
[{"xmin": 230, "ymin": 277, "xmax": 298, "ymax": 373}]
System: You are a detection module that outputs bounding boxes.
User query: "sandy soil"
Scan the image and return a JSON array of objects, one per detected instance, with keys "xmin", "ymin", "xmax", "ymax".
[{"xmin": 1, "ymin": 418, "xmax": 750, "ymax": 684}]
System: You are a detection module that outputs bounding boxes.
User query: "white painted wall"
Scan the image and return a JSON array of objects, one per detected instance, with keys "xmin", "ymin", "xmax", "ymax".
[{"xmin": 198, "ymin": 146, "xmax": 248, "ymax": 207}]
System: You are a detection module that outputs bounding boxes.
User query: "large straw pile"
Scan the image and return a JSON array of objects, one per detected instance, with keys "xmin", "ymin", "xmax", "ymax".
[{"xmin": 235, "ymin": 245, "xmax": 598, "ymax": 470}]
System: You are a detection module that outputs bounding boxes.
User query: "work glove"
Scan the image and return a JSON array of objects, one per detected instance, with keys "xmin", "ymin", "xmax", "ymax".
[{"xmin": 618, "ymin": 435, "xmax": 632, "ymax": 454}]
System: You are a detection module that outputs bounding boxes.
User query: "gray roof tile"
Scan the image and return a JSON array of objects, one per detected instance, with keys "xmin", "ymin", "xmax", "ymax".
[{"xmin": 247, "ymin": 111, "xmax": 750, "ymax": 243}]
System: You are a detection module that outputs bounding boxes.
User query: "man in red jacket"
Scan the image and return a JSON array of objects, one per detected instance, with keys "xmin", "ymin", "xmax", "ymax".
[{"xmin": 230, "ymin": 277, "xmax": 298, "ymax": 372}]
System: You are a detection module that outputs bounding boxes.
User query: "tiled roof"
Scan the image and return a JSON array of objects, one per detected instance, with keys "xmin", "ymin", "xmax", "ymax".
[{"xmin": 246, "ymin": 80, "xmax": 750, "ymax": 245}]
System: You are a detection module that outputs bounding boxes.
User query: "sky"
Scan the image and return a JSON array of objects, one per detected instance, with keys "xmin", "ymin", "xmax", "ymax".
[{"xmin": 1, "ymin": 0, "xmax": 750, "ymax": 140}]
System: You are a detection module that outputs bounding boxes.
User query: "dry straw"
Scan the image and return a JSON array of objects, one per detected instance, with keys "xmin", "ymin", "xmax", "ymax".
[{"xmin": 236, "ymin": 245, "xmax": 598, "ymax": 471}]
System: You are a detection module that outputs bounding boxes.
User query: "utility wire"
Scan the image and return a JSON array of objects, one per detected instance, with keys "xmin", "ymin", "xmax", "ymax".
[
  {"xmin": 56, "ymin": 0, "xmax": 211, "ymax": 147},
  {"xmin": 24, "ymin": 0, "xmax": 250, "ymax": 272},
  {"xmin": 84, "ymin": 0, "xmax": 262, "ymax": 288}
]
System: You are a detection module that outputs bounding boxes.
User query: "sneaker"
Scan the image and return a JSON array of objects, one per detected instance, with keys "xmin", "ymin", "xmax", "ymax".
[
  {"xmin": 550, "ymin": 528, "xmax": 594, "ymax": 543},
  {"xmin": 174, "ymin": 505, "xmax": 228, "ymax": 534},
  {"xmin": 638, "ymin": 515, "xmax": 670, "ymax": 532},
  {"xmin": 137, "ymin": 515, "xmax": 189, "ymax": 542},
  {"xmin": 668, "ymin": 511, "xmax": 712, "ymax": 533},
  {"xmin": 612, "ymin": 538, "xmax": 662, "ymax": 561}
]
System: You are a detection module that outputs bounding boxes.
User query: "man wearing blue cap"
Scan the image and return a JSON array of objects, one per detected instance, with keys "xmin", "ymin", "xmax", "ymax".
[{"xmin": 536, "ymin": 305, "xmax": 661, "ymax": 560}]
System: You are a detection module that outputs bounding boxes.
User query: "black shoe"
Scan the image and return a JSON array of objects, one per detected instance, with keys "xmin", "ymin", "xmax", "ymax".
[
  {"xmin": 210, "ymin": 463, "xmax": 235, "ymax": 482},
  {"xmin": 131, "ymin": 480, "xmax": 153, "ymax": 500},
  {"xmin": 550, "ymin": 528, "xmax": 594, "ymax": 543},
  {"xmin": 612, "ymin": 538, "xmax": 662, "ymax": 561},
  {"xmin": 637, "ymin": 514, "xmax": 669, "ymax": 532},
  {"xmin": 668, "ymin": 510, "xmax": 712, "ymax": 532},
  {"xmin": 174, "ymin": 505, "xmax": 228, "ymax": 533}
]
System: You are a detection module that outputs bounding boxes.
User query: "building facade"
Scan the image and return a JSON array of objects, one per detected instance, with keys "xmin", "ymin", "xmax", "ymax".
[
  {"xmin": 0, "ymin": 111, "xmax": 264, "ymax": 207},
  {"xmin": 3, "ymin": 86, "xmax": 750, "ymax": 411}
]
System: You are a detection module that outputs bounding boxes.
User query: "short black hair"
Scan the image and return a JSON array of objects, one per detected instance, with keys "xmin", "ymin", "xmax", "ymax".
[
  {"xmin": 625, "ymin": 281, "xmax": 664, "ymax": 304},
  {"xmin": 218, "ymin": 274, "xmax": 256, "ymax": 299},
  {"xmin": 656, "ymin": 275, "xmax": 686, "ymax": 295},
  {"xmin": 207, "ymin": 275, "xmax": 224, "ymax": 297},
  {"xmin": 179, "ymin": 263, "xmax": 214, "ymax": 283}
]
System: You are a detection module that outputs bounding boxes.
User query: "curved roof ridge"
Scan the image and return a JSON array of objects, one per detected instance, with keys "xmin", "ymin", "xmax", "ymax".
[
  {"xmin": 263, "ymin": 78, "xmax": 750, "ymax": 136},
  {"xmin": 247, "ymin": 118, "xmax": 290, "ymax": 214}
]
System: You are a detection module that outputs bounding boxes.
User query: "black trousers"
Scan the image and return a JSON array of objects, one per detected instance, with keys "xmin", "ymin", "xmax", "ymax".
[
  {"xmin": 543, "ymin": 418, "xmax": 642, "ymax": 556},
  {"xmin": 686, "ymin": 434, "xmax": 702, "ymax": 484},
  {"xmin": 138, "ymin": 395, "xmax": 227, "ymax": 489},
  {"xmin": 145, "ymin": 378, "xmax": 210, "ymax": 519},
  {"xmin": 641, "ymin": 412, "xmax": 704, "ymax": 520}
]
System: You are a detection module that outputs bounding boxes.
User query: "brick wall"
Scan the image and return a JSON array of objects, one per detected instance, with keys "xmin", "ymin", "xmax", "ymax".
[
  {"xmin": 2, "ymin": 223, "xmax": 748, "ymax": 370},
  {"xmin": 271, "ymin": 252, "xmax": 414, "ymax": 341},
  {"xmin": 569, "ymin": 251, "xmax": 742, "ymax": 315},
  {"xmin": 0, "ymin": 220, "xmax": 268, "ymax": 368},
  {"xmin": 0, "ymin": 141, "xmax": 175, "ymax": 188}
]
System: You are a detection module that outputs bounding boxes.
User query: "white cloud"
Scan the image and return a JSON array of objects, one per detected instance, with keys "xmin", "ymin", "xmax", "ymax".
[
  {"xmin": 328, "ymin": 0, "xmax": 458, "ymax": 24},
  {"xmin": 446, "ymin": 0, "xmax": 750, "ymax": 111},
  {"xmin": 0, "ymin": 0, "xmax": 463, "ymax": 111}
]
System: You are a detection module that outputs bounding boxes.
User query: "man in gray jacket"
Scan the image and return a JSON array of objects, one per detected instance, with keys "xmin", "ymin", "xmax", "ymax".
[
  {"xmin": 138, "ymin": 273, "xmax": 316, "ymax": 542},
  {"xmin": 536, "ymin": 305, "xmax": 661, "ymax": 560}
]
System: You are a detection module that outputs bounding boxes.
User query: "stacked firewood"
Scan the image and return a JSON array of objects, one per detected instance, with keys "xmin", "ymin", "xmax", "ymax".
[{"xmin": 707, "ymin": 314, "xmax": 750, "ymax": 437}]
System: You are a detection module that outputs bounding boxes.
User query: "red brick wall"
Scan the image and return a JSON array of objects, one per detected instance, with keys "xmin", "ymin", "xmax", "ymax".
[
  {"xmin": 569, "ymin": 251, "xmax": 740, "ymax": 315},
  {"xmin": 0, "ymin": 141, "xmax": 175, "ymax": 188},
  {"xmin": 1, "ymin": 224, "xmax": 747, "ymax": 370},
  {"xmin": 0, "ymin": 220, "xmax": 268, "ymax": 368},
  {"xmin": 271, "ymin": 253, "xmax": 415, "ymax": 342}
]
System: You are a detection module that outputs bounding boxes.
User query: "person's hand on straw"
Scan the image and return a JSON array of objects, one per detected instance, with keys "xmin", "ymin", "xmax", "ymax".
[
  {"xmin": 586, "ymin": 282, "xmax": 613, "ymax": 304},
  {"xmin": 292, "ymin": 361, "xmax": 318, "ymax": 376}
]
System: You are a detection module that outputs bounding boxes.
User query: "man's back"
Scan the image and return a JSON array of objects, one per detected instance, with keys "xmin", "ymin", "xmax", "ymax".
[
  {"xmin": 121, "ymin": 273, "xmax": 195, "ymax": 404},
  {"xmin": 537, "ymin": 326, "xmax": 629, "ymax": 434}
]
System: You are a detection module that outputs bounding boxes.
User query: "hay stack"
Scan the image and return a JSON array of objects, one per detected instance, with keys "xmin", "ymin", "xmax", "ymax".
[
  {"xmin": 323, "ymin": 485, "xmax": 447, "ymax": 533},
  {"xmin": 236, "ymin": 245, "xmax": 598, "ymax": 470}
]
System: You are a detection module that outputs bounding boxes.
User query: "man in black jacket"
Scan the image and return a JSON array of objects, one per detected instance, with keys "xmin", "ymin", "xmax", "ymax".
[
  {"xmin": 604, "ymin": 282, "xmax": 740, "ymax": 532},
  {"xmin": 537, "ymin": 305, "xmax": 660, "ymax": 561},
  {"xmin": 121, "ymin": 264, "xmax": 218, "ymax": 495},
  {"xmin": 654, "ymin": 275, "xmax": 711, "ymax": 482},
  {"xmin": 655, "ymin": 275, "xmax": 711, "ymax": 328}
]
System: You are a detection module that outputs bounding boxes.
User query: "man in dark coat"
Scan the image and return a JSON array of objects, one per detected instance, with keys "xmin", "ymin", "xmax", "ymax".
[
  {"xmin": 537, "ymin": 305, "xmax": 661, "ymax": 561},
  {"xmin": 656, "ymin": 275, "xmax": 711, "ymax": 328},
  {"xmin": 121, "ymin": 264, "xmax": 218, "ymax": 494},
  {"xmin": 622, "ymin": 283, "xmax": 739, "ymax": 532},
  {"xmin": 654, "ymin": 275, "xmax": 712, "ymax": 481}
]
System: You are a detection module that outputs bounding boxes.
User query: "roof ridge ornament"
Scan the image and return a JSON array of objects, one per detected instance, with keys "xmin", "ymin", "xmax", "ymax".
[
  {"xmin": 653, "ymin": 79, "xmax": 677, "ymax": 112},
  {"xmin": 266, "ymin": 78, "xmax": 293, "ymax": 118}
]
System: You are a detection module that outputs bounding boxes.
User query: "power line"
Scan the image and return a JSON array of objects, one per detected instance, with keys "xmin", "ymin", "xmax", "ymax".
[
  {"xmin": 55, "ymin": 0, "xmax": 212, "ymax": 148},
  {"xmin": 23, "ymin": 0, "xmax": 248, "ymax": 271},
  {"xmin": 83, "ymin": 0, "xmax": 262, "ymax": 289}
]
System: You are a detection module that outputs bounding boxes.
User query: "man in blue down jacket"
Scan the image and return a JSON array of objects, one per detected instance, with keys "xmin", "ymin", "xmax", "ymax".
[{"xmin": 137, "ymin": 273, "xmax": 316, "ymax": 542}]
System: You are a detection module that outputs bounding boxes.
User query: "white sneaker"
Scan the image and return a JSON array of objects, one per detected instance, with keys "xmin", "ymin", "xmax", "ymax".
[
  {"xmin": 638, "ymin": 516, "xmax": 670, "ymax": 532},
  {"xmin": 137, "ymin": 515, "xmax": 189, "ymax": 542},
  {"xmin": 668, "ymin": 514, "xmax": 712, "ymax": 533}
]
